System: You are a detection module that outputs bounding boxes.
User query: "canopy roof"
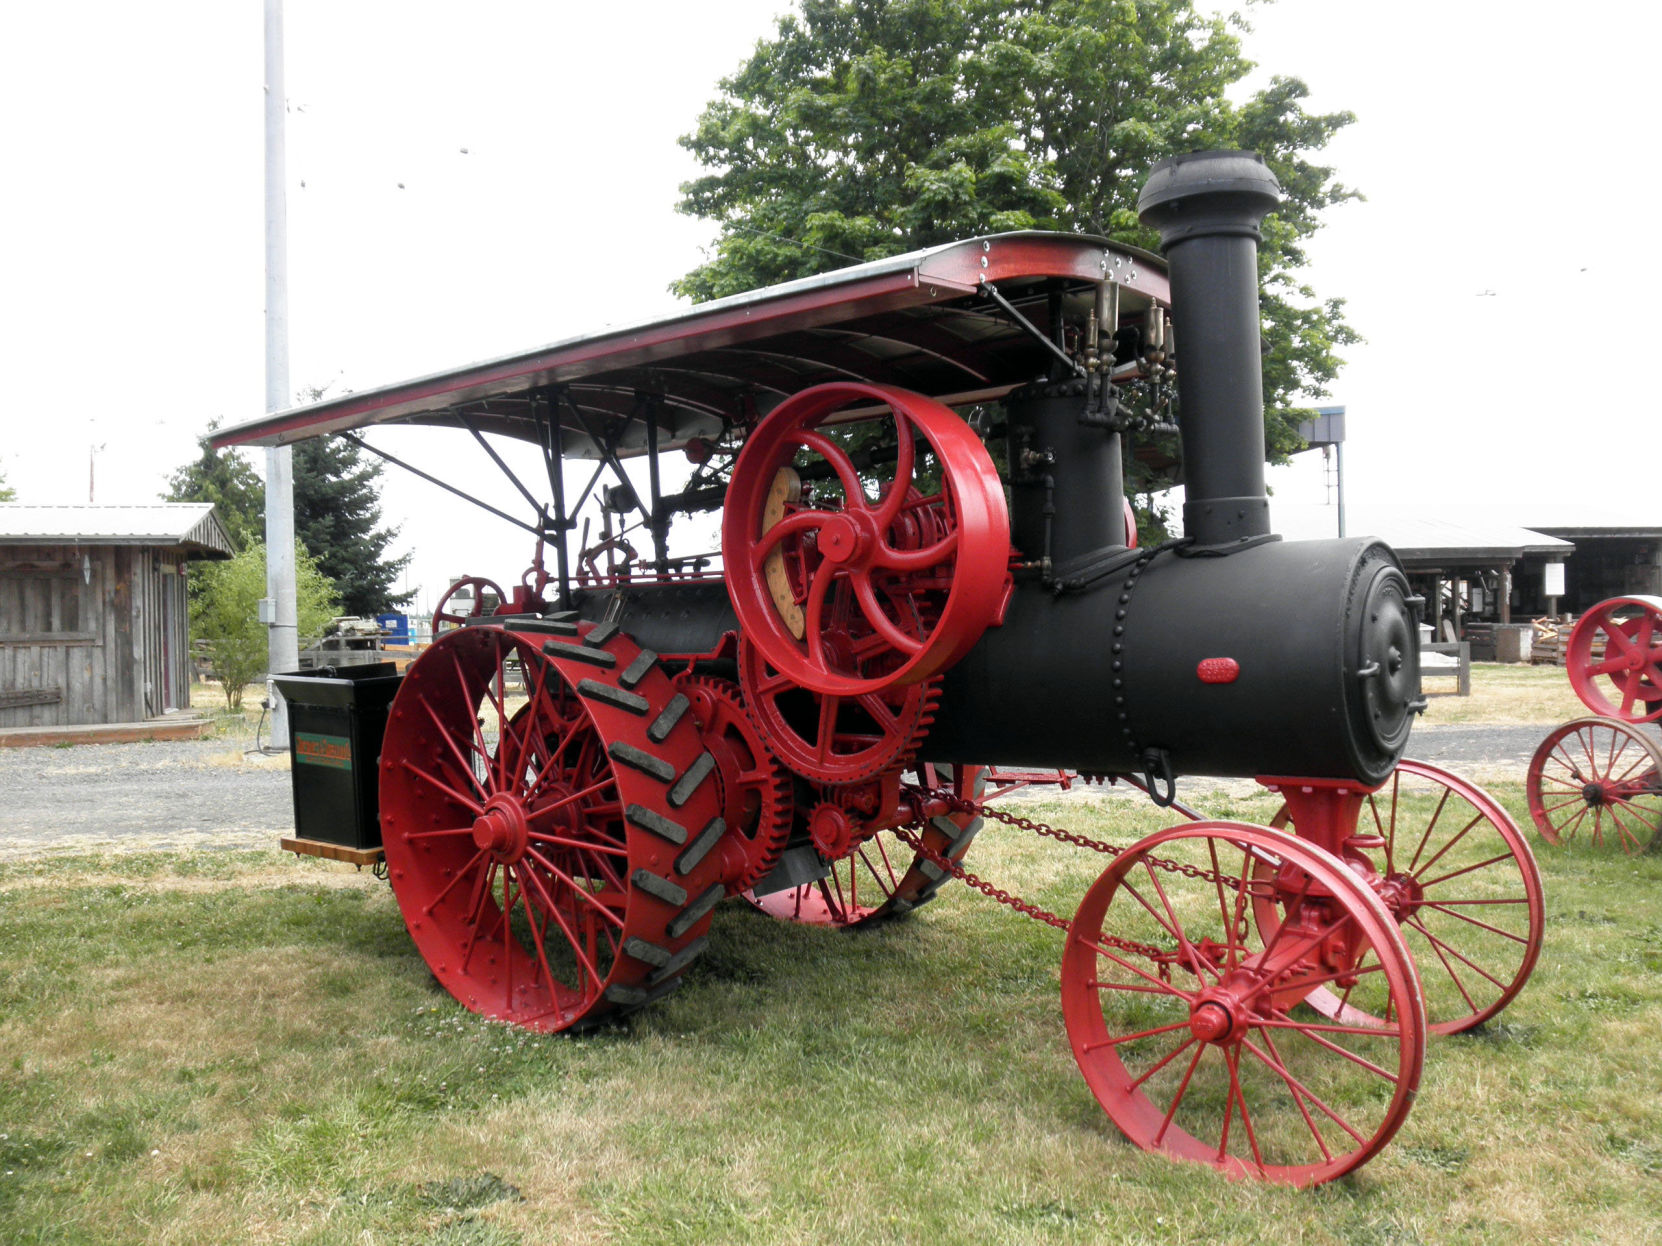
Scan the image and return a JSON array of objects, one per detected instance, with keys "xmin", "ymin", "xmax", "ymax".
[
  {"xmin": 211, "ymin": 232, "xmax": 1168, "ymax": 459},
  {"xmin": 0, "ymin": 504, "xmax": 235, "ymax": 558}
]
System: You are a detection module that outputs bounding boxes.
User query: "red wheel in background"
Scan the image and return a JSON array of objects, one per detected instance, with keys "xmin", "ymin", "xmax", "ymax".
[
  {"xmin": 744, "ymin": 763, "xmax": 988, "ymax": 927},
  {"xmin": 1254, "ymin": 759, "xmax": 1545, "ymax": 1035},
  {"xmin": 1527, "ymin": 716, "xmax": 1662, "ymax": 852},
  {"xmin": 378, "ymin": 624, "xmax": 729, "ymax": 1031},
  {"xmin": 1567, "ymin": 595, "xmax": 1662, "ymax": 723},
  {"xmin": 721, "ymin": 382, "xmax": 1010, "ymax": 698},
  {"xmin": 432, "ymin": 576, "xmax": 506, "ymax": 637},
  {"xmin": 1062, "ymin": 822, "xmax": 1425, "ymax": 1186}
]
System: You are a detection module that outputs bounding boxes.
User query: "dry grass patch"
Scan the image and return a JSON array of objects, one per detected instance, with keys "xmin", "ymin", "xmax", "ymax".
[{"xmin": 1420, "ymin": 662, "xmax": 1586, "ymax": 726}]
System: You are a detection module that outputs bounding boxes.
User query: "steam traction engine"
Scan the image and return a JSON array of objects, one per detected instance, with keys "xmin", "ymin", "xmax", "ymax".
[{"xmin": 217, "ymin": 153, "xmax": 1545, "ymax": 1185}]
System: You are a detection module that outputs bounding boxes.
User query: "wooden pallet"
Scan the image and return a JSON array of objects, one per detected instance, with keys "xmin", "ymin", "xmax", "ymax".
[{"xmin": 280, "ymin": 836, "xmax": 384, "ymax": 867}]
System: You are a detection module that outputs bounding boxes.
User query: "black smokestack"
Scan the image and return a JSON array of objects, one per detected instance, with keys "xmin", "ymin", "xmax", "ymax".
[{"xmin": 1137, "ymin": 151, "xmax": 1281, "ymax": 548}]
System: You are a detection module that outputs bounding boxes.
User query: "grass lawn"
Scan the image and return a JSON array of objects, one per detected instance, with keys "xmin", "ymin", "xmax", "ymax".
[{"xmin": 3, "ymin": 776, "xmax": 1661, "ymax": 1245}]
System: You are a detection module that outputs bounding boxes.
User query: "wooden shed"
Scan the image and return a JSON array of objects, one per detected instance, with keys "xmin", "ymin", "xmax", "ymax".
[{"xmin": 0, "ymin": 504, "xmax": 234, "ymax": 728}]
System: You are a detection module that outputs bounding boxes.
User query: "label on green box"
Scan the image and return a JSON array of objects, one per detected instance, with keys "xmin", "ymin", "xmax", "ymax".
[{"xmin": 296, "ymin": 732, "xmax": 352, "ymax": 771}]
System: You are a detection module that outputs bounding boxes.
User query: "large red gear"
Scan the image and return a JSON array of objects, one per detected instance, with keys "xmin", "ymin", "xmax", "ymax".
[
  {"xmin": 738, "ymin": 634, "xmax": 938, "ymax": 785},
  {"xmin": 672, "ymin": 674, "xmax": 792, "ymax": 893}
]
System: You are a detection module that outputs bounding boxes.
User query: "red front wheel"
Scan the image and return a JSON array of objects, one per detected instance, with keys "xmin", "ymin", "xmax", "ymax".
[
  {"xmin": 1567, "ymin": 595, "xmax": 1662, "ymax": 723},
  {"xmin": 1527, "ymin": 716, "xmax": 1662, "ymax": 852},
  {"xmin": 1062, "ymin": 822, "xmax": 1425, "ymax": 1186}
]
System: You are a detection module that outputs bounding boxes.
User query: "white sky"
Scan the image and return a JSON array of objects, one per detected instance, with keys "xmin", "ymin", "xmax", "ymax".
[{"xmin": 1, "ymin": 0, "xmax": 1656, "ymax": 611}]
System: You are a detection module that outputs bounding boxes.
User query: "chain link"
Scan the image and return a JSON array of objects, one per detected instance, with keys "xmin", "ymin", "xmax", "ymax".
[{"xmin": 894, "ymin": 783, "xmax": 1248, "ymax": 964}]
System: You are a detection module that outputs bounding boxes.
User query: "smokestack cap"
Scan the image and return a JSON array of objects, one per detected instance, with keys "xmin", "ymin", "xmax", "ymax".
[{"xmin": 1137, "ymin": 150, "xmax": 1281, "ymax": 251}]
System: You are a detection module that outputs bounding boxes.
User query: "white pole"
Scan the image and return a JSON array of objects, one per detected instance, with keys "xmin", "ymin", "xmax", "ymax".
[{"xmin": 264, "ymin": 0, "xmax": 299, "ymax": 746}]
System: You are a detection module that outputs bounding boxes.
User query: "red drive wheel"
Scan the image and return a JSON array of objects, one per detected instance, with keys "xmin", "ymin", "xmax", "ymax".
[
  {"xmin": 1527, "ymin": 716, "xmax": 1662, "ymax": 852},
  {"xmin": 721, "ymin": 382, "xmax": 1010, "ymax": 698},
  {"xmin": 1567, "ymin": 596, "xmax": 1662, "ymax": 723},
  {"xmin": 432, "ymin": 576, "xmax": 506, "ymax": 637},
  {"xmin": 1253, "ymin": 760, "xmax": 1545, "ymax": 1035},
  {"xmin": 1062, "ymin": 822, "xmax": 1425, "ymax": 1186},
  {"xmin": 744, "ymin": 763, "xmax": 988, "ymax": 927},
  {"xmin": 378, "ymin": 623, "xmax": 729, "ymax": 1031}
]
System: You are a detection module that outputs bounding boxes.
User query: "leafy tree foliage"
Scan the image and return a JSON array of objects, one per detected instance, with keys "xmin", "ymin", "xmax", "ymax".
[
  {"xmin": 0, "ymin": 460, "xmax": 15, "ymax": 502},
  {"xmin": 675, "ymin": 0, "xmax": 1359, "ymax": 527},
  {"xmin": 191, "ymin": 541, "xmax": 338, "ymax": 710},
  {"xmin": 292, "ymin": 435, "xmax": 414, "ymax": 617},
  {"xmin": 163, "ymin": 419, "xmax": 265, "ymax": 551}
]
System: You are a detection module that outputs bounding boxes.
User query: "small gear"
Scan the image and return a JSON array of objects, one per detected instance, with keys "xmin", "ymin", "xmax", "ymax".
[{"xmin": 673, "ymin": 674, "xmax": 793, "ymax": 893}]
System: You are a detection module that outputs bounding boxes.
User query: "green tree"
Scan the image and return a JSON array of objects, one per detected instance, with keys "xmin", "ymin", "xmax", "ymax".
[
  {"xmin": 675, "ymin": 0, "xmax": 1359, "ymax": 528},
  {"xmin": 0, "ymin": 460, "xmax": 15, "ymax": 502},
  {"xmin": 163, "ymin": 419, "xmax": 265, "ymax": 550},
  {"xmin": 292, "ymin": 435, "xmax": 414, "ymax": 617},
  {"xmin": 190, "ymin": 541, "xmax": 338, "ymax": 710}
]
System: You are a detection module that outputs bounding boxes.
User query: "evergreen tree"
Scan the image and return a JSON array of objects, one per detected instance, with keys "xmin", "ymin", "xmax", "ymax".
[
  {"xmin": 675, "ymin": 0, "xmax": 1359, "ymax": 531},
  {"xmin": 293, "ymin": 435, "xmax": 414, "ymax": 617},
  {"xmin": 162, "ymin": 419, "xmax": 265, "ymax": 550}
]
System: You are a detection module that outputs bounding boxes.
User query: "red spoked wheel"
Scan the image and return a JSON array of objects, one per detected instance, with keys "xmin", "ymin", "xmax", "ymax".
[
  {"xmin": 738, "ymin": 634, "xmax": 937, "ymax": 785},
  {"xmin": 1253, "ymin": 760, "xmax": 1545, "ymax": 1035},
  {"xmin": 1062, "ymin": 822, "xmax": 1425, "ymax": 1186},
  {"xmin": 1527, "ymin": 716, "xmax": 1662, "ymax": 852},
  {"xmin": 744, "ymin": 763, "xmax": 987, "ymax": 927},
  {"xmin": 378, "ymin": 624, "xmax": 730, "ymax": 1031},
  {"xmin": 721, "ymin": 382, "xmax": 1010, "ymax": 698},
  {"xmin": 673, "ymin": 674, "xmax": 792, "ymax": 892},
  {"xmin": 432, "ymin": 576, "xmax": 506, "ymax": 637},
  {"xmin": 1567, "ymin": 595, "xmax": 1662, "ymax": 723}
]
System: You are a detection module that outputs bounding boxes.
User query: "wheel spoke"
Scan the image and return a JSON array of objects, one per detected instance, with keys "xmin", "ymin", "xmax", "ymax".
[
  {"xmin": 1242, "ymin": 1034, "xmax": 1358, "ymax": 1149},
  {"xmin": 1404, "ymin": 915, "xmax": 1509, "ymax": 993},
  {"xmin": 1417, "ymin": 901, "xmax": 1529, "ymax": 942},
  {"xmin": 872, "ymin": 531, "xmax": 959, "ymax": 572},
  {"xmin": 851, "ymin": 572, "xmax": 924, "ymax": 655},
  {"xmin": 401, "ymin": 759, "xmax": 484, "ymax": 816},
  {"xmin": 1154, "ymin": 1044, "xmax": 1207, "ymax": 1146},
  {"xmin": 795, "ymin": 430, "xmax": 869, "ymax": 506},
  {"xmin": 1263, "ymin": 1008, "xmax": 1401, "ymax": 1083}
]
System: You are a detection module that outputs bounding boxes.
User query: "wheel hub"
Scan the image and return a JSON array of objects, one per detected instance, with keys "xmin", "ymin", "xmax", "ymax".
[
  {"xmin": 1582, "ymin": 782, "xmax": 1606, "ymax": 806},
  {"xmin": 816, "ymin": 512, "xmax": 869, "ymax": 565},
  {"xmin": 471, "ymin": 793, "xmax": 531, "ymax": 862},
  {"xmin": 1188, "ymin": 996, "xmax": 1241, "ymax": 1045}
]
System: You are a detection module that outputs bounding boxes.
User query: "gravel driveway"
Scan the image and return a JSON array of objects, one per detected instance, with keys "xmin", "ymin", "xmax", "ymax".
[{"xmin": 4, "ymin": 718, "xmax": 1620, "ymax": 861}]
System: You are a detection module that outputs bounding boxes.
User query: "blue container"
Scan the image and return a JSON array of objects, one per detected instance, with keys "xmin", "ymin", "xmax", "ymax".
[{"xmin": 375, "ymin": 612, "xmax": 411, "ymax": 643}]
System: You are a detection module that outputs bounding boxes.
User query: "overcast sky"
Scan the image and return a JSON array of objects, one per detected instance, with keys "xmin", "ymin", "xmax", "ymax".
[{"xmin": 2, "ymin": 0, "xmax": 1655, "ymax": 611}]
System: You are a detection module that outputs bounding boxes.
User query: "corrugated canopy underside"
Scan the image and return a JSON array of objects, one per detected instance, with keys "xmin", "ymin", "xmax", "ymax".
[{"xmin": 211, "ymin": 233, "xmax": 1167, "ymax": 459}]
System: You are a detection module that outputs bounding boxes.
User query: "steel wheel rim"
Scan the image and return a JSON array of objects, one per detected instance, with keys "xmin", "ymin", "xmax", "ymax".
[
  {"xmin": 1566, "ymin": 595, "xmax": 1662, "ymax": 723},
  {"xmin": 1527, "ymin": 716, "xmax": 1662, "ymax": 852},
  {"xmin": 1257, "ymin": 759, "xmax": 1545, "ymax": 1035},
  {"xmin": 1062, "ymin": 822, "xmax": 1426, "ymax": 1186}
]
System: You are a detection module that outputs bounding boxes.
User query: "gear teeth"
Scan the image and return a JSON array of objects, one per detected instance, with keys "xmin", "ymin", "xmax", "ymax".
[
  {"xmin": 579, "ymin": 679, "xmax": 651, "ymax": 715},
  {"xmin": 609, "ymin": 742, "xmax": 675, "ymax": 782},
  {"xmin": 543, "ymin": 640, "xmax": 616, "ymax": 668},
  {"xmin": 647, "ymin": 693, "xmax": 689, "ymax": 743},
  {"xmin": 631, "ymin": 868, "xmax": 688, "ymax": 907},
  {"xmin": 667, "ymin": 884, "xmax": 724, "ymax": 939}
]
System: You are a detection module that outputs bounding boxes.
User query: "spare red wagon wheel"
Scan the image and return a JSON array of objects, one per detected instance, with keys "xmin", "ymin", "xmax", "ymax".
[
  {"xmin": 431, "ymin": 576, "xmax": 507, "ymax": 637},
  {"xmin": 1526, "ymin": 716, "xmax": 1662, "ymax": 853},
  {"xmin": 378, "ymin": 622, "xmax": 731, "ymax": 1032},
  {"xmin": 1062, "ymin": 822, "xmax": 1426, "ymax": 1186},
  {"xmin": 1566, "ymin": 595, "xmax": 1662, "ymax": 724},
  {"xmin": 721, "ymin": 382, "xmax": 1011, "ymax": 699},
  {"xmin": 743, "ymin": 764, "xmax": 989, "ymax": 928},
  {"xmin": 1250, "ymin": 760, "xmax": 1545, "ymax": 1035}
]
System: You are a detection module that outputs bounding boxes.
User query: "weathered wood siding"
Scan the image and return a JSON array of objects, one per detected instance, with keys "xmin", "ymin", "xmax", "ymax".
[{"xmin": 0, "ymin": 543, "xmax": 194, "ymax": 728}]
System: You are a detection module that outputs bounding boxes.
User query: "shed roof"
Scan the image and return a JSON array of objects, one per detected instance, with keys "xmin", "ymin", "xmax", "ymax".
[{"xmin": 0, "ymin": 504, "xmax": 235, "ymax": 558}]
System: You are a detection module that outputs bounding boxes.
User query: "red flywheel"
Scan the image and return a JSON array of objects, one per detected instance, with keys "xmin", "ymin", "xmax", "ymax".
[{"xmin": 721, "ymin": 382, "xmax": 1010, "ymax": 698}]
